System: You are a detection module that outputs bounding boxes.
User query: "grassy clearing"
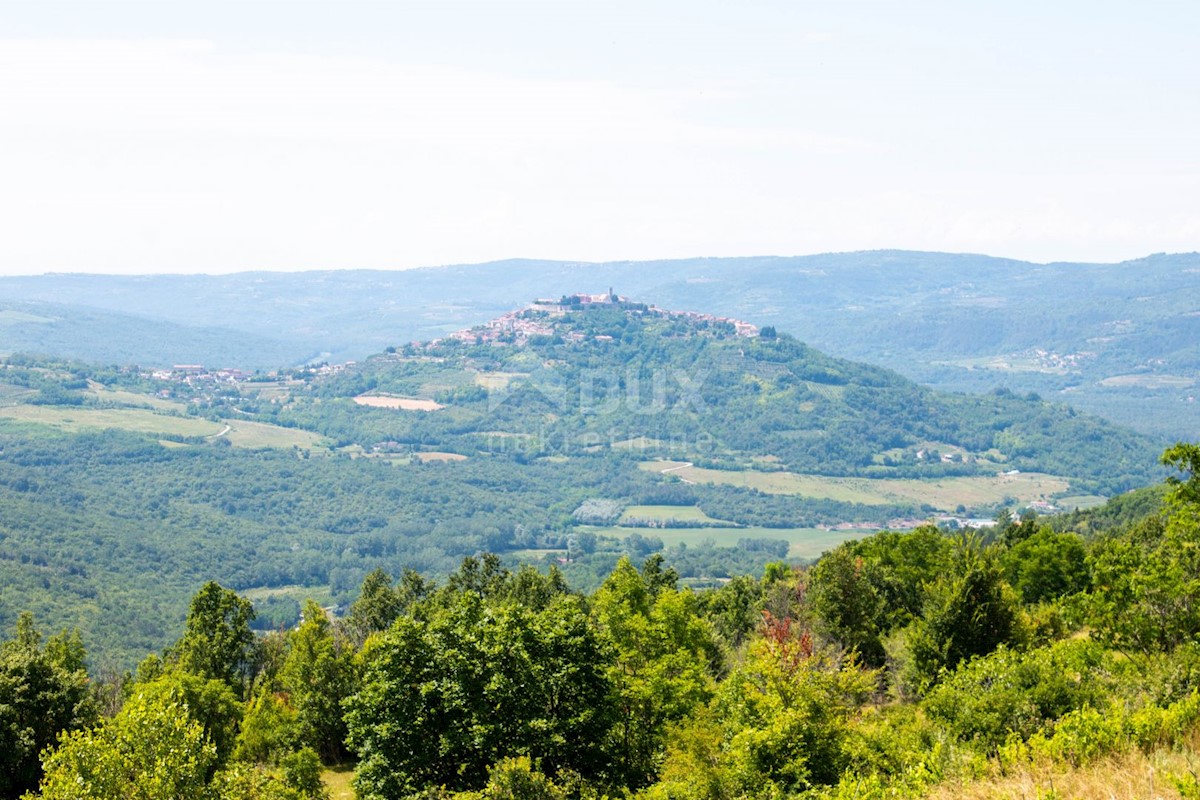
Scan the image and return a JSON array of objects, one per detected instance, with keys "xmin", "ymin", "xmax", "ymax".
[
  {"xmin": 0, "ymin": 405, "xmax": 223, "ymax": 437},
  {"xmin": 618, "ymin": 505, "xmax": 731, "ymax": 524},
  {"xmin": 612, "ymin": 436, "xmax": 665, "ymax": 451},
  {"xmin": 640, "ymin": 461, "xmax": 1072, "ymax": 511},
  {"xmin": 242, "ymin": 382, "xmax": 297, "ymax": 402},
  {"xmin": 590, "ymin": 525, "xmax": 875, "ymax": 561},
  {"xmin": 0, "ymin": 382, "xmax": 37, "ymax": 405},
  {"xmin": 940, "ymin": 354, "xmax": 1070, "ymax": 374},
  {"xmin": 0, "ymin": 402, "xmax": 329, "ymax": 450},
  {"xmin": 241, "ymin": 584, "xmax": 333, "ymax": 605},
  {"xmin": 224, "ymin": 419, "xmax": 330, "ymax": 450},
  {"xmin": 1056, "ymin": 494, "xmax": 1109, "ymax": 511},
  {"xmin": 322, "ymin": 765, "xmax": 355, "ymax": 799},
  {"xmin": 86, "ymin": 384, "xmax": 188, "ymax": 412},
  {"xmin": 509, "ymin": 548, "xmax": 568, "ymax": 559},
  {"xmin": 353, "ymin": 394, "xmax": 444, "ymax": 411},
  {"xmin": 1100, "ymin": 373, "xmax": 1196, "ymax": 389},
  {"xmin": 473, "ymin": 371, "xmax": 528, "ymax": 390},
  {"xmin": 413, "ymin": 451, "xmax": 469, "ymax": 463},
  {"xmin": 926, "ymin": 731, "xmax": 1200, "ymax": 800}
]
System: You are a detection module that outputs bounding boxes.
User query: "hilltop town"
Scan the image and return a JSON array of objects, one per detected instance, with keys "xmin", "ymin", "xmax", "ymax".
[{"xmin": 437, "ymin": 291, "xmax": 759, "ymax": 347}]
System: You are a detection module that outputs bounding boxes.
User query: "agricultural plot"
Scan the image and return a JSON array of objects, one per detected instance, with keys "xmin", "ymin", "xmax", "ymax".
[
  {"xmin": 473, "ymin": 371, "xmax": 528, "ymax": 390},
  {"xmin": 0, "ymin": 405, "xmax": 223, "ymax": 437},
  {"xmin": 86, "ymin": 384, "xmax": 188, "ymax": 412},
  {"xmin": 0, "ymin": 402, "xmax": 329, "ymax": 450},
  {"xmin": 0, "ymin": 382, "xmax": 37, "ymax": 405},
  {"xmin": 1100, "ymin": 374, "xmax": 1196, "ymax": 389},
  {"xmin": 223, "ymin": 419, "xmax": 330, "ymax": 450},
  {"xmin": 353, "ymin": 394, "xmax": 444, "ymax": 411},
  {"xmin": 413, "ymin": 451, "xmax": 468, "ymax": 463},
  {"xmin": 617, "ymin": 505, "xmax": 734, "ymax": 526},
  {"xmin": 641, "ymin": 460, "xmax": 1071, "ymax": 511},
  {"xmin": 592, "ymin": 524, "xmax": 875, "ymax": 561}
]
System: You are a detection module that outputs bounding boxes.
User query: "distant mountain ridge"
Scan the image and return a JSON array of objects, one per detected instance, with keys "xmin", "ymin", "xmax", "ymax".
[{"xmin": 2, "ymin": 250, "xmax": 1198, "ymax": 438}]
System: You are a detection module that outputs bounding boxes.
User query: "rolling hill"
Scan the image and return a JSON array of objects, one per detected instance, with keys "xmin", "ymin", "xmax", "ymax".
[
  {"xmin": 1, "ymin": 250, "xmax": 1197, "ymax": 438},
  {"xmin": 0, "ymin": 295, "xmax": 1166, "ymax": 665}
]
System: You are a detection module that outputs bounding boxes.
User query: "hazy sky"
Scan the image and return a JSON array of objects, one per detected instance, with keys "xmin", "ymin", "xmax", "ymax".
[{"xmin": 2, "ymin": 1, "xmax": 1197, "ymax": 275}]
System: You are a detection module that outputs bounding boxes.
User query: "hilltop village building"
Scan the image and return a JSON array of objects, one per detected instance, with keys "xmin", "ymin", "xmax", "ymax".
[{"xmin": 437, "ymin": 292, "xmax": 760, "ymax": 347}]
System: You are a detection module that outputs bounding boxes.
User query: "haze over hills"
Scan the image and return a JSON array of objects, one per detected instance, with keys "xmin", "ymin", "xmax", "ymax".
[
  {"xmin": 2, "ymin": 250, "xmax": 1198, "ymax": 439},
  {"xmin": 0, "ymin": 293, "xmax": 1165, "ymax": 665}
]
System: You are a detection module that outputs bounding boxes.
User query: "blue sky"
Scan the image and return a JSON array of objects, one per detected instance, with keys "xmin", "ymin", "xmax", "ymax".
[{"xmin": 1, "ymin": 1, "xmax": 1196, "ymax": 274}]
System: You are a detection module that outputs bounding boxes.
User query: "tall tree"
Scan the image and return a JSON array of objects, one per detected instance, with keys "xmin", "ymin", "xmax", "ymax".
[
  {"xmin": 0, "ymin": 614, "xmax": 95, "ymax": 799},
  {"xmin": 29, "ymin": 688, "xmax": 215, "ymax": 800},
  {"xmin": 591, "ymin": 557, "xmax": 716, "ymax": 788},
  {"xmin": 346, "ymin": 592, "xmax": 613, "ymax": 798},
  {"xmin": 173, "ymin": 582, "xmax": 256, "ymax": 693},
  {"xmin": 280, "ymin": 600, "xmax": 354, "ymax": 763}
]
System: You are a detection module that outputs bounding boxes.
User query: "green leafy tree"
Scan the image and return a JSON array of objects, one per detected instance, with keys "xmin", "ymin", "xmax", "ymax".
[
  {"xmin": 0, "ymin": 614, "xmax": 95, "ymax": 798},
  {"xmin": 650, "ymin": 623, "xmax": 875, "ymax": 798},
  {"xmin": 808, "ymin": 547, "xmax": 887, "ymax": 666},
  {"xmin": 173, "ymin": 582, "xmax": 257, "ymax": 693},
  {"xmin": 1086, "ymin": 445, "xmax": 1200, "ymax": 655},
  {"xmin": 591, "ymin": 557, "xmax": 716, "ymax": 787},
  {"xmin": 1001, "ymin": 528, "xmax": 1089, "ymax": 604},
  {"xmin": 280, "ymin": 748, "xmax": 328, "ymax": 799},
  {"xmin": 346, "ymin": 592, "xmax": 613, "ymax": 798},
  {"xmin": 280, "ymin": 600, "xmax": 354, "ymax": 763},
  {"xmin": 904, "ymin": 538, "xmax": 1021, "ymax": 695},
  {"xmin": 346, "ymin": 569, "xmax": 404, "ymax": 644},
  {"xmin": 26, "ymin": 688, "xmax": 216, "ymax": 800},
  {"xmin": 138, "ymin": 672, "xmax": 242, "ymax": 769},
  {"xmin": 235, "ymin": 692, "xmax": 301, "ymax": 764}
]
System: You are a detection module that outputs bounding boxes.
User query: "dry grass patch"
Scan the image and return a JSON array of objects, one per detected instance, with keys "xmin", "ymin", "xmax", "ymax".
[
  {"xmin": 353, "ymin": 394, "xmax": 444, "ymax": 411},
  {"xmin": 413, "ymin": 451, "xmax": 468, "ymax": 463},
  {"xmin": 927, "ymin": 740, "xmax": 1200, "ymax": 800},
  {"xmin": 618, "ymin": 505, "xmax": 731, "ymax": 525},
  {"xmin": 86, "ymin": 383, "xmax": 188, "ymax": 412},
  {"xmin": 473, "ymin": 371, "xmax": 528, "ymax": 390},
  {"xmin": 639, "ymin": 461, "xmax": 1072, "ymax": 511},
  {"xmin": 1100, "ymin": 373, "xmax": 1196, "ymax": 389},
  {"xmin": 223, "ymin": 420, "xmax": 329, "ymax": 450},
  {"xmin": 0, "ymin": 405, "xmax": 223, "ymax": 437}
]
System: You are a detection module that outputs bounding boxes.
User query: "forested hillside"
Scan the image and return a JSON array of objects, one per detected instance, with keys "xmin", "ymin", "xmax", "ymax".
[
  {"xmin": 5, "ymin": 445, "xmax": 1200, "ymax": 799},
  {"xmin": 0, "ymin": 301, "xmax": 1163, "ymax": 666}
]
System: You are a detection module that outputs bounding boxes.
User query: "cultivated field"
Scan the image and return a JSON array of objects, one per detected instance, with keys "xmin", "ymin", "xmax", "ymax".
[
  {"xmin": 0, "ymin": 405, "xmax": 224, "ymax": 437},
  {"xmin": 86, "ymin": 383, "xmax": 189, "ymax": 412},
  {"xmin": 617, "ymin": 505, "xmax": 733, "ymax": 525},
  {"xmin": 0, "ymin": 403, "xmax": 329, "ymax": 450},
  {"xmin": 0, "ymin": 382, "xmax": 37, "ymax": 405},
  {"xmin": 1100, "ymin": 373, "xmax": 1196, "ymax": 389},
  {"xmin": 591, "ymin": 524, "xmax": 876, "ymax": 560},
  {"xmin": 353, "ymin": 394, "xmax": 444, "ymax": 411},
  {"xmin": 413, "ymin": 451, "xmax": 468, "ymax": 463},
  {"xmin": 473, "ymin": 371, "xmax": 528, "ymax": 390},
  {"xmin": 222, "ymin": 420, "xmax": 330, "ymax": 450},
  {"xmin": 641, "ymin": 460, "xmax": 1072, "ymax": 511}
]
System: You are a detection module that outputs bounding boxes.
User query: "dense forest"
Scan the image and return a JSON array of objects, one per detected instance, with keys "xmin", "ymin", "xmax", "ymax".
[{"xmin": 5, "ymin": 444, "xmax": 1200, "ymax": 799}]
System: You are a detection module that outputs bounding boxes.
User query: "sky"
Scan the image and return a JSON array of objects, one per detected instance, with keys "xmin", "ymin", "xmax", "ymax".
[{"xmin": 1, "ymin": 0, "xmax": 1197, "ymax": 275}]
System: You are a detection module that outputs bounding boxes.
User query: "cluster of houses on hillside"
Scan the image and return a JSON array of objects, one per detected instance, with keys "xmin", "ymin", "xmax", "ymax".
[
  {"xmin": 148, "ymin": 364, "xmax": 251, "ymax": 383},
  {"xmin": 435, "ymin": 291, "xmax": 759, "ymax": 347}
]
